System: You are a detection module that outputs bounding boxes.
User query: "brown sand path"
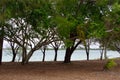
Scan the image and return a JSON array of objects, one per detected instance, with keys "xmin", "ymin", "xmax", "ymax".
[{"xmin": 0, "ymin": 60, "xmax": 120, "ymax": 80}]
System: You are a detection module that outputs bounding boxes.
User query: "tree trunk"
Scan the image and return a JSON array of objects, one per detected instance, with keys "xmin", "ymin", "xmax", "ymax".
[
  {"xmin": 0, "ymin": 37, "xmax": 3, "ymax": 65},
  {"xmin": 104, "ymin": 47, "xmax": 107, "ymax": 60},
  {"xmin": 21, "ymin": 47, "xmax": 27, "ymax": 65},
  {"xmin": 0, "ymin": 26, "xmax": 4, "ymax": 65},
  {"xmin": 24, "ymin": 43, "xmax": 44, "ymax": 63},
  {"xmin": 100, "ymin": 47, "xmax": 104, "ymax": 60},
  {"xmin": 64, "ymin": 40, "xmax": 82, "ymax": 63},
  {"xmin": 64, "ymin": 47, "xmax": 73, "ymax": 63},
  {"xmin": 86, "ymin": 52, "xmax": 89, "ymax": 60},
  {"xmin": 42, "ymin": 52, "xmax": 45, "ymax": 62},
  {"xmin": 84, "ymin": 39, "xmax": 90, "ymax": 61},
  {"xmin": 41, "ymin": 46, "xmax": 46, "ymax": 62},
  {"xmin": 85, "ymin": 46, "xmax": 90, "ymax": 61},
  {"xmin": 100, "ymin": 51, "xmax": 103, "ymax": 60},
  {"xmin": 54, "ymin": 48, "xmax": 58, "ymax": 61},
  {"xmin": 12, "ymin": 54, "xmax": 16, "ymax": 62},
  {"xmin": 11, "ymin": 46, "xmax": 16, "ymax": 62},
  {"xmin": 24, "ymin": 49, "xmax": 35, "ymax": 64}
]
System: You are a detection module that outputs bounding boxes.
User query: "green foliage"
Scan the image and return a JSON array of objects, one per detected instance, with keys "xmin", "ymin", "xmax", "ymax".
[
  {"xmin": 104, "ymin": 59, "xmax": 117, "ymax": 70},
  {"xmin": 56, "ymin": 0, "xmax": 78, "ymax": 16},
  {"xmin": 77, "ymin": 26, "xmax": 85, "ymax": 41},
  {"xmin": 64, "ymin": 39, "xmax": 74, "ymax": 48},
  {"xmin": 112, "ymin": 2, "xmax": 120, "ymax": 14},
  {"xmin": 54, "ymin": 16, "xmax": 77, "ymax": 47},
  {"xmin": 55, "ymin": 16, "xmax": 76, "ymax": 36},
  {"xmin": 96, "ymin": 0, "xmax": 109, "ymax": 6}
]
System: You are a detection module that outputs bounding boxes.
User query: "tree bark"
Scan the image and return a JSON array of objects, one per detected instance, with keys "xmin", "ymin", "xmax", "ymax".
[
  {"xmin": 41, "ymin": 46, "xmax": 46, "ymax": 62},
  {"xmin": 100, "ymin": 49, "xmax": 104, "ymax": 60},
  {"xmin": 0, "ymin": 37, "xmax": 3, "ymax": 65},
  {"xmin": 104, "ymin": 47, "xmax": 107, "ymax": 60},
  {"xmin": 12, "ymin": 53, "xmax": 16, "ymax": 62},
  {"xmin": 54, "ymin": 48, "xmax": 58, "ymax": 61},
  {"xmin": 24, "ymin": 49, "xmax": 35, "ymax": 64},
  {"xmin": 42, "ymin": 52, "xmax": 45, "ymax": 62},
  {"xmin": 85, "ymin": 45, "xmax": 90, "ymax": 60},
  {"xmin": 64, "ymin": 40, "xmax": 81, "ymax": 63},
  {"xmin": 86, "ymin": 52, "xmax": 89, "ymax": 60},
  {"xmin": 21, "ymin": 47, "xmax": 27, "ymax": 65},
  {"xmin": 0, "ymin": 26, "xmax": 4, "ymax": 65},
  {"xmin": 100, "ymin": 46, "xmax": 107, "ymax": 60},
  {"xmin": 11, "ymin": 45, "xmax": 17, "ymax": 62},
  {"xmin": 24, "ymin": 41, "xmax": 46, "ymax": 63},
  {"xmin": 64, "ymin": 47, "xmax": 73, "ymax": 63}
]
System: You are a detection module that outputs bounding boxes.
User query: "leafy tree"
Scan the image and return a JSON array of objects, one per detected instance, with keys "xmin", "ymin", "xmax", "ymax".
[
  {"xmin": 54, "ymin": 0, "xmax": 110, "ymax": 63},
  {"xmin": 2, "ymin": 0, "xmax": 57, "ymax": 64},
  {"xmin": 54, "ymin": 0, "xmax": 86, "ymax": 63},
  {"xmin": 108, "ymin": 1, "xmax": 120, "ymax": 53},
  {"xmin": 97, "ymin": 1, "xmax": 120, "ymax": 60},
  {"xmin": 19, "ymin": 0, "xmax": 57, "ymax": 64}
]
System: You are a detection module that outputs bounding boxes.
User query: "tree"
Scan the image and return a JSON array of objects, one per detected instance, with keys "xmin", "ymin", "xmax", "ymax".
[
  {"xmin": 108, "ymin": 2, "xmax": 120, "ymax": 54},
  {"xmin": 5, "ymin": 18, "xmax": 36, "ymax": 64},
  {"xmin": 2, "ymin": 0, "xmax": 58, "ymax": 64},
  {"xmin": 51, "ymin": 40, "xmax": 62, "ymax": 61},
  {"xmin": 54, "ymin": 0, "xmax": 86, "ymax": 63},
  {"xmin": 97, "ymin": 1, "xmax": 120, "ymax": 60},
  {"xmin": 49, "ymin": 28, "xmax": 62, "ymax": 61},
  {"xmin": 55, "ymin": 0, "xmax": 109, "ymax": 63}
]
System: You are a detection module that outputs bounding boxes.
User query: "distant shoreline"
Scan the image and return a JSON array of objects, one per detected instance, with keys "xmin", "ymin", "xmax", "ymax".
[{"xmin": 3, "ymin": 48, "xmax": 110, "ymax": 50}]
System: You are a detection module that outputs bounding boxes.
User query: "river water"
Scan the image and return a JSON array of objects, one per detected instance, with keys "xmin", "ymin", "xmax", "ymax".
[{"xmin": 2, "ymin": 49, "xmax": 120, "ymax": 62}]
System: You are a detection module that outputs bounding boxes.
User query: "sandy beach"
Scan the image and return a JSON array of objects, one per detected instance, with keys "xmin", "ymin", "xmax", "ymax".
[{"xmin": 0, "ymin": 60, "xmax": 120, "ymax": 80}]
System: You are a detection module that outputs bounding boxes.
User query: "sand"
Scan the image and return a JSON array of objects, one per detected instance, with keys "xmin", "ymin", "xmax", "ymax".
[{"xmin": 0, "ymin": 60, "xmax": 120, "ymax": 80}]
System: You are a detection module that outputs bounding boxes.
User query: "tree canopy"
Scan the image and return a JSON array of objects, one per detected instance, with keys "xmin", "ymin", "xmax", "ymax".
[{"xmin": 0, "ymin": 0, "xmax": 120, "ymax": 64}]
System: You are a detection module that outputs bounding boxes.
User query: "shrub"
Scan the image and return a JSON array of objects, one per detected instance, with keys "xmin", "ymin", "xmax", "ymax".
[{"xmin": 104, "ymin": 59, "xmax": 117, "ymax": 70}]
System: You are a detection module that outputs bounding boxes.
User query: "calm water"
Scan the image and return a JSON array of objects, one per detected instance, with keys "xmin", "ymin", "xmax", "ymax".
[{"xmin": 2, "ymin": 50, "xmax": 120, "ymax": 62}]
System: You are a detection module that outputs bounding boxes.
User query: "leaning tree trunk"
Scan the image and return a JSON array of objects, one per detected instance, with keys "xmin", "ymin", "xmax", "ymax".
[
  {"xmin": 11, "ymin": 46, "xmax": 16, "ymax": 62},
  {"xmin": 12, "ymin": 53, "xmax": 16, "ymax": 62},
  {"xmin": 64, "ymin": 47, "xmax": 73, "ymax": 63},
  {"xmin": 0, "ymin": 37, "xmax": 3, "ymax": 65},
  {"xmin": 64, "ymin": 40, "xmax": 82, "ymax": 63},
  {"xmin": 24, "ymin": 49, "xmax": 35, "ymax": 64}
]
